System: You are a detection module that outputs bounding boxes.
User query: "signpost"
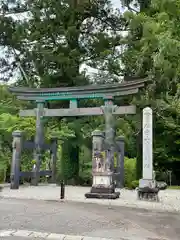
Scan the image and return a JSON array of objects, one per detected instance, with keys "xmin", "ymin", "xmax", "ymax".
[
  {"xmin": 138, "ymin": 107, "xmax": 159, "ymax": 201},
  {"xmin": 142, "ymin": 107, "xmax": 153, "ymax": 180}
]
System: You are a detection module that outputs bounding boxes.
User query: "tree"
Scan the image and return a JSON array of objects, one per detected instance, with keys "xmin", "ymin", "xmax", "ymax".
[
  {"xmin": 0, "ymin": 0, "xmax": 127, "ymax": 183},
  {"xmin": 121, "ymin": 0, "xmax": 180, "ymax": 179},
  {"xmin": 121, "ymin": 0, "xmax": 151, "ymax": 12},
  {"xmin": 0, "ymin": 0, "xmax": 125, "ymax": 86}
]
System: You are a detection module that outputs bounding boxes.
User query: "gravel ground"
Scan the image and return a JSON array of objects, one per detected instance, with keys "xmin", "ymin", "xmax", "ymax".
[{"xmin": 1, "ymin": 184, "xmax": 180, "ymax": 212}]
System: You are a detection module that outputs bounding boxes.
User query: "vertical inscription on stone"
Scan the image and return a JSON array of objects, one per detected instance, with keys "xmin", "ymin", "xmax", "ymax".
[{"xmin": 143, "ymin": 107, "xmax": 153, "ymax": 179}]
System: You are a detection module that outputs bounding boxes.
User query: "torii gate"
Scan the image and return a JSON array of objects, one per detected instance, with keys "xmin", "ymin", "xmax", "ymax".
[{"xmin": 9, "ymin": 79, "xmax": 146, "ymax": 198}]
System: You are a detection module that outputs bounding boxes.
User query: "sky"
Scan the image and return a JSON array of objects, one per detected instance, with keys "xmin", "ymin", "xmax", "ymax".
[{"xmin": 112, "ymin": 0, "xmax": 121, "ymax": 8}]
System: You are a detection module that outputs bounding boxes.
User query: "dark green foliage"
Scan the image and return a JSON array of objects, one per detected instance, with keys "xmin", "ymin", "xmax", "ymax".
[
  {"xmin": 60, "ymin": 138, "xmax": 79, "ymax": 184},
  {"xmin": 124, "ymin": 157, "xmax": 136, "ymax": 187},
  {"xmin": 130, "ymin": 180, "xmax": 139, "ymax": 189}
]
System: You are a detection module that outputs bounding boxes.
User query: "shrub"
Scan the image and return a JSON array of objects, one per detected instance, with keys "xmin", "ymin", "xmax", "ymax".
[
  {"xmin": 168, "ymin": 185, "xmax": 180, "ymax": 190},
  {"xmin": 130, "ymin": 180, "xmax": 139, "ymax": 189},
  {"xmin": 0, "ymin": 167, "xmax": 6, "ymax": 183},
  {"xmin": 78, "ymin": 168, "xmax": 92, "ymax": 186},
  {"xmin": 124, "ymin": 157, "xmax": 137, "ymax": 189}
]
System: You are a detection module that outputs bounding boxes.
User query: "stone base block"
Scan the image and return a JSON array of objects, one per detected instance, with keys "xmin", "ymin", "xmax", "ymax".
[
  {"xmin": 137, "ymin": 187, "xmax": 159, "ymax": 202},
  {"xmin": 86, "ymin": 175, "xmax": 120, "ymax": 199},
  {"xmin": 10, "ymin": 183, "xmax": 19, "ymax": 190},
  {"xmin": 138, "ymin": 178, "xmax": 159, "ymax": 202},
  {"xmin": 139, "ymin": 178, "xmax": 156, "ymax": 189},
  {"xmin": 85, "ymin": 191, "xmax": 120, "ymax": 199},
  {"xmin": 93, "ymin": 175, "xmax": 112, "ymax": 185},
  {"xmin": 91, "ymin": 185, "xmax": 114, "ymax": 194}
]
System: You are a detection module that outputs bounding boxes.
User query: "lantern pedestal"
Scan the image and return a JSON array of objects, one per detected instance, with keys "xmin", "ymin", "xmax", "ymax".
[{"xmin": 85, "ymin": 173, "xmax": 120, "ymax": 199}]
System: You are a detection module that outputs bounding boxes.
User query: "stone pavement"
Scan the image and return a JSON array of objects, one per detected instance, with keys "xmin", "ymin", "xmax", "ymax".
[
  {"xmin": 0, "ymin": 229, "xmax": 114, "ymax": 240},
  {"xmin": 0, "ymin": 197, "xmax": 179, "ymax": 240},
  {"xmin": 0, "ymin": 230, "xmax": 170, "ymax": 240},
  {"xmin": 1, "ymin": 184, "xmax": 180, "ymax": 212}
]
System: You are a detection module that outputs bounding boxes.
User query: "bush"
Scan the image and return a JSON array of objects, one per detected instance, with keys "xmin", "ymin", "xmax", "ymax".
[
  {"xmin": 168, "ymin": 185, "xmax": 180, "ymax": 190},
  {"xmin": 130, "ymin": 180, "xmax": 139, "ymax": 189},
  {"xmin": 156, "ymin": 181, "xmax": 167, "ymax": 190},
  {"xmin": 78, "ymin": 169, "xmax": 92, "ymax": 186},
  {"xmin": 124, "ymin": 157, "xmax": 137, "ymax": 189},
  {"xmin": 0, "ymin": 167, "xmax": 6, "ymax": 183}
]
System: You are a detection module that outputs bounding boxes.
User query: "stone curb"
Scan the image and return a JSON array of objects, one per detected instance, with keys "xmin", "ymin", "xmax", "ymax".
[
  {"xmin": 0, "ymin": 230, "xmax": 118, "ymax": 240},
  {"xmin": 0, "ymin": 229, "xmax": 169, "ymax": 240}
]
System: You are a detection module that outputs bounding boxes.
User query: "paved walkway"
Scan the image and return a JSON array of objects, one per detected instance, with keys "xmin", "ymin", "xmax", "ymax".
[
  {"xmin": 0, "ymin": 229, "xmax": 173, "ymax": 240},
  {"xmin": 1, "ymin": 184, "xmax": 180, "ymax": 212},
  {"xmin": 0, "ymin": 229, "xmax": 113, "ymax": 240},
  {"xmin": 0, "ymin": 197, "xmax": 179, "ymax": 240}
]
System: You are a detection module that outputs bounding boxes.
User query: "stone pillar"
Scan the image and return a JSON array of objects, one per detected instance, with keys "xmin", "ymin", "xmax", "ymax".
[
  {"xmin": 142, "ymin": 107, "xmax": 153, "ymax": 180},
  {"xmin": 91, "ymin": 130, "xmax": 105, "ymax": 185},
  {"xmin": 85, "ymin": 130, "xmax": 106, "ymax": 198},
  {"xmin": 31, "ymin": 100, "xmax": 45, "ymax": 186},
  {"xmin": 10, "ymin": 131, "xmax": 23, "ymax": 189},
  {"xmin": 103, "ymin": 99, "xmax": 116, "ymax": 176},
  {"xmin": 116, "ymin": 136, "xmax": 125, "ymax": 188},
  {"xmin": 50, "ymin": 137, "xmax": 58, "ymax": 183},
  {"xmin": 103, "ymin": 100, "xmax": 115, "ymax": 146},
  {"xmin": 138, "ymin": 107, "xmax": 159, "ymax": 201},
  {"xmin": 85, "ymin": 99, "xmax": 120, "ymax": 199}
]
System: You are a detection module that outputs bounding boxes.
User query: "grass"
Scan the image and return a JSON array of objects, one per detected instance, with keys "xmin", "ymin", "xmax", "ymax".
[{"xmin": 168, "ymin": 185, "xmax": 180, "ymax": 190}]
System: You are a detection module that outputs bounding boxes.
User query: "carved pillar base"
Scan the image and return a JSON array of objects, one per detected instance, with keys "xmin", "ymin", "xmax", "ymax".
[
  {"xmin": 85, "ymin": 174, "xmax": 120, "ymax": 199},
  {"xmin": 31, "ymin": 100, "xmax": 45, "ymax": 186},
  {"xmin": 10, "ymin": 131, "xmax": 23, "ymax": 190},
  {"xmin": 137, "ymin": 179, "xmax": 159, "ymax": 202},
  {"xmin": 30, "ymin": 163, "xmax": 38, "ymax": 186},
  {"xmin": 10, "ymin": 180, "xmax": 20, "ymax": 190},
  {"xmin": 50, "ymin": 137, "xmax": 58, "ymax": 184},
  {"xmin": 116, "ymin": 136, "xmax": 125, "ymax": 188}
]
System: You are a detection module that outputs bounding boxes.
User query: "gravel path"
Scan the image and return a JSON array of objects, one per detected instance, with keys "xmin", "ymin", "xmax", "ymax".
[{"xmin": 1, "ymin": 184, "xmax": 180, "ymax": 212}]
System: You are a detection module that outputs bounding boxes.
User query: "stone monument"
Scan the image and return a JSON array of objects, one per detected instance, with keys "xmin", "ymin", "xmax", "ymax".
[
  {"xmin": 10, "ymin": 131, "xmax": 23, "ymax": 189},
  {"xmin": 85, "ymin": 129, "xmax": 120, "ymax": 199},
  {"xmin": 138, "ymin": 107, "xmax": 159, "ymax": 201}
]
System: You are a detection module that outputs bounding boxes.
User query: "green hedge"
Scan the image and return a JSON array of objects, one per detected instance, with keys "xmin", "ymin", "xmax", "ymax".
[
  {"xmin": 0, "ymin": 167, "xmax": 6, "ymax": 183},
  {"xmin": 124, "ymin": 157, "xmax": 138, "ymax": 189},
  {"xmin": 129, "ymin": 180, "xmax": 139, "ymax": 189},
  {"xmin": 168, "ymin": 186, "xmax": 180, "ymax": 190}
]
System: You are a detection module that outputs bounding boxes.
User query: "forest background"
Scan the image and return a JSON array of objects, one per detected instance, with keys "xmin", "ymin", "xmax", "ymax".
[{"xmin": 0, "ymin": 0, "xmax": 179, "ymax": 188}]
